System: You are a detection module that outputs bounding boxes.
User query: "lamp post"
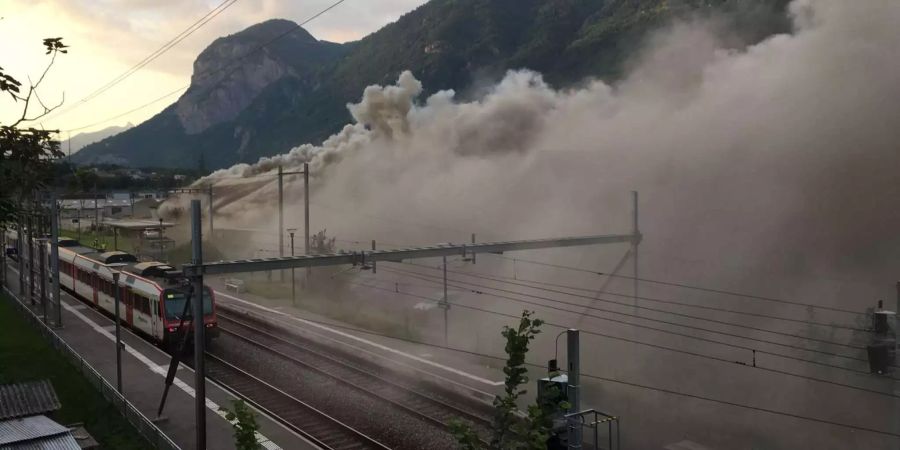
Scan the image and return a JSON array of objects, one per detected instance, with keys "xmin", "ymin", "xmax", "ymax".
[
  {"xmin": 287, "ymin": 229, "xmax": 297, "ymax": 306},
  {"xmin": 113, "ymin": 271, "xmax": 123, "ymax": 394}
]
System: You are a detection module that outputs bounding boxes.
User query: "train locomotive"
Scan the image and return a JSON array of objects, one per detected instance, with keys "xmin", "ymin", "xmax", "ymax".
[{"xmin": 4, "ymin": 229, "xmax": 218, "ymax": 348}]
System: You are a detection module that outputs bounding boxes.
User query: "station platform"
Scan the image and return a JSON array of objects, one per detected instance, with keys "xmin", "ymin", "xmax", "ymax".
[
  {"xmin": 205, "ymin": 275, "xmax": 507, "ymax": 403},
  {"xmin": 2, "ymin": 262, "xmax": 318, "ymax": 450}
]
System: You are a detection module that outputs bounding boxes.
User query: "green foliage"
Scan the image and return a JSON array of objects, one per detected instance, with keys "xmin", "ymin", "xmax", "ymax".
[
  {"xmin": 0, "ymin": 37, "xmax": 67, "ymax": 225},
  {"xmin": 220, "ymin": 399, "xmax": 261, "ymax": 450},
  {"xmin": 75, "ymin": 0, "xmax": 791, "ymax": 169},
  {"xmin": 451, "ymin": 310, "xmax": 568, "ymax": 449},
  {"xmin": 0, "ymin": 296, "xmax": 151, "ymax": 449}
]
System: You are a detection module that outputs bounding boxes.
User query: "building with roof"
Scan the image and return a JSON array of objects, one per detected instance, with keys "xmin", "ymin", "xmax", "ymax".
[{"xmin": 0, "ymin": 380, "xmax": 96, "ymax": 449}]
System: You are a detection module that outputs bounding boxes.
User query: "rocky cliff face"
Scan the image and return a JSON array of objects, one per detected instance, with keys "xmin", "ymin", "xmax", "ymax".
[
  {"xmin": 173, "ymin": 19, "xmax": 343, "ymax": 135},
  {"xmin": 74, "ymin": 0, "xmax": 789, "ymax": 169}
]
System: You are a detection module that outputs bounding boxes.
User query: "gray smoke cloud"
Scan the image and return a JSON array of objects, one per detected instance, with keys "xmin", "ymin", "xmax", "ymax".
[{"xmin": 168, "ymin": 1, "xmax": 900, "ymax": 447}]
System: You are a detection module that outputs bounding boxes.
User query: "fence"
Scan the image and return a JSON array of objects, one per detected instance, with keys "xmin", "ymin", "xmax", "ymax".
[{"xmin": 3, "ymin": 288, "xmax": 181, "ymax": 450}]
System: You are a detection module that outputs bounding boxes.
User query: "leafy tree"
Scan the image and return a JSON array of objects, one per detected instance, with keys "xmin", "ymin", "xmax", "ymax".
[
  {"xmin": 0, "ymin": 37, "xmax": 68, "ymax": 225},
  {"xmin": 220, "ymin": 399, "xmax": 261, "ymax": 450},
  {"xmin": 451, "ymin": 310, "xmax": 569, "ymax": 449}
]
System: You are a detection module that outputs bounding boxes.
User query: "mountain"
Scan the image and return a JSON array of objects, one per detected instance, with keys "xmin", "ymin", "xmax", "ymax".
[
  {"xmin": 63, "ymin": 123, "xmax": 132, "ymax": 156},
  {"xmin": 73, "ymin": 0, "xmax": 789, "ymax": 169}
]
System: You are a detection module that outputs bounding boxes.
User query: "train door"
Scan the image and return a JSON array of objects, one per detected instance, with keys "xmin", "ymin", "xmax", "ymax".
[
  {"xmin": 150, "ymin": 297, "xmax": 160, "ymax": 339},
  {"xmin": 91, "ymin": 272, "xmax": 99, "ymax": 304},
  {"xmin": 125, "ymin": 289, "xmax": 134, "ymax": 325}
]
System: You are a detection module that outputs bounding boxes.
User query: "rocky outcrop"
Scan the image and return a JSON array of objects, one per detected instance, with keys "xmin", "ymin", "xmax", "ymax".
[{"xmin": 174, "ymin": 19, "xmax": 342, "ymax": 135}]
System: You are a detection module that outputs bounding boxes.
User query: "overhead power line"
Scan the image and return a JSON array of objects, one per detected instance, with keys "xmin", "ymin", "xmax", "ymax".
[
  {"xmin": 492, "ymin": 255, "xmax": 864, "ymax": 316},
  {"xmin": 257, "ymin": 301, "xmax": 900, "ymax": 439},
  {"xmin": 43, "ymin": 0, "xmax": 240, "ymax": 125},
  {"xmin": 401, "ymin": 261, "xmax": 863, "ymax": 331},
  {"xmin": 344, "ymin": 275, "xmax": 899, "ymax": 399},
  {"xmin": 60, "ymin": 0, "xmax": 349, "ymax": 133},
  {"xmin": 381, "ymin": 264, "xmax": 868, "ymax": 354}
]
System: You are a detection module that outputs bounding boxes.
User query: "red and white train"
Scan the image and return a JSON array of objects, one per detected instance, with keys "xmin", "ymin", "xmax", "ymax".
[{"xmin": 4, "ymin": 230, "xmax": 218, "ymax": 347}]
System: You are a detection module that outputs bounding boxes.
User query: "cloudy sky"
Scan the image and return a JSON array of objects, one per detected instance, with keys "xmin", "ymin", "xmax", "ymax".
[{"xmin": 0, "ymin": 0, "xmax": 427, "ymax": 137}]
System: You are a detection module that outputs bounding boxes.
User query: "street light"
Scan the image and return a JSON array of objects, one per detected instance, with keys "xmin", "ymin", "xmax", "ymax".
[{"xmin": 287, "ymin": 228, "xmax": 297, "ymax": 306}]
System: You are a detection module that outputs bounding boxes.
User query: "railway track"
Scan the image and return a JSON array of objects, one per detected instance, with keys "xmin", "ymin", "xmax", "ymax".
[
  {"xmin": 205, "ymin": 353, "xmax": 390, "ymax": 450},
  {"xmin": 214, "ymin": 312, "xmax": 493, "ymax": 441}
]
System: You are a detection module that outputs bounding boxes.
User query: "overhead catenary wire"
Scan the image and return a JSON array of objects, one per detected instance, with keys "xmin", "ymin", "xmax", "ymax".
[
  {"xmin": 401, "ymin": 261, "xmax": 863, "ymax": 331},
  {"xmin": 492, "ymin": 254, "xmax": 864, "ymax": 316},
  {"xmin": 370, "ymin": 266, "xmax": 895, "ymax": 382},
  {"xmin": 60, "ymin": 0, "xmax": 350, "ymax": 133},
  {"xmin": 43, "ymin": 0, "xmax": 240, "ymax": 125},
  {"xmin": 380, "ymin": 264, "xmax": 868, "ymax": 353},
  {"xmin": 337, "ymin": 277, "xmax": 900, "ymax": 406},
  {"xmin": 242, "ymin": 300, "xmax": 900, "ymax": 439}
]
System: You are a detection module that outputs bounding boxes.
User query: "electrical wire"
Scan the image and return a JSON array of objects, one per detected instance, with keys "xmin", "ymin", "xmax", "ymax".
[
  {"xmin": 492, "ymin": 255, "xmax": 864, "ymax": 316},
  {"xmin": 238, "ymin": 299, "xmax": 900, "ymax": 438},
  {"xmin": 401, "ymin": 261, "xmax": 863, "ymax": 331},
  {"xmin": 43, "ymin": 0, "xmax": 240, "ymax": 125},
  {"xmin": 381, "ymin": 264, "xmax": 868, "ymax": 353},
  {"xmin": 346, "ymin": 277, "xmax": 900, "ymax": 399},
  {"xmin": 60, "ymin": 0, "xmax": 349, "ymax": 133}
]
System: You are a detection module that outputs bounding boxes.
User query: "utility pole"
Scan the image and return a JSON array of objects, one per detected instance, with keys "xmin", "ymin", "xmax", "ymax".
[
  {"xmin": 130, "ymin": 192, "xmax": 135, "ymax": 218},
  {"xmin": 371, "ymin": 240, "xmax": 377, "ymax": 274},
  {"xmin": 471, "ymin": 233, "xmax": 476, "ymax": 264},
  {"xmin": 158, "ymin": 218, "xmax": 164, "ymax": 262},
  {"xmin": 1, "ymin": 224, "xmax": 6, "ymax": 290},
  {"xmin": 278, "ymin": 166, "xmax": 284, "ymax": 282},
  {"xmin": 94, "ymin": 189, "xmax": 100, "ymax": 236},
  {"xmin": 441, "ymin": 255, "xmax": 449, "ymax": 345},
  {"xmin": 288, "ymin": 229, "xmax": 297, "ymax": 306},
  {"xmin": 77, "ymin": 199, "xmax": 82, "ymax": 240},
  {"xmin": 27, "ymin": 212, "xmax": 34, "ymax": 305},
  {"xmin": 567, "ymin": 329, "xmax": 582, "ymax": 450},
  {"xmin": 632, "ymin": 191, "xmax": 639, "ymax": 316},
  {"xmin": 17, "ymin": 212, "xmax": 23, "ymax": 296},
  {"xmin": 50, "ymin": 196, "xmax": 60, "ymax": 328},
  {"xmin": 190, "ymin": 200, "xmax": 207, "ymax": 450},
  {"xmin": 208, "ymin": 185, "xmax": 214, "ymax": 240},
  {"xmin": 113, "ymin": 271, "xmax": 122, "ymax": 394},
  {"xmin": 304, "ymin": 163, "xmax": 310, "ymax": 279},
  {"xmin": 39, "ymin": 239, "xmax": 47, "ymax": 323}
]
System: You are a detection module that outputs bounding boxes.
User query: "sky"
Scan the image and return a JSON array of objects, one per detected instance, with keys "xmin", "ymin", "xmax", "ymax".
[{"xmin": 0, "ymin": 0, "xmax": 427, "ymax": 136}]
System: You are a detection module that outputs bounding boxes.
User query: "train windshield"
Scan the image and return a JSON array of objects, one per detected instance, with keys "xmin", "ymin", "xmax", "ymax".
[{"xmin": 162, "ymin": 287, "xmax": 213, "ymax": 321}]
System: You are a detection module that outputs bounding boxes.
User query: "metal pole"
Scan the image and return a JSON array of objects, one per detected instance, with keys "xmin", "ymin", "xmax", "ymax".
[
  {"xmin": 40, "ymin": 240, "xmax": 47, "ymax": 323},
  {"xmin": 304, "ymin": 163, "xmax": 310, "ymax": 280},
  {"xmin": 278, "ymin": 166, "xmax": 284, "ymax": 282},
  {"xmin": 50, "ymin": 197, "xmax": 60, "ymax": 327},
  {"xmin": 77, "ymin": 199, "xmax": 82, "ymax": 240},
  {"xmin": 567, "ymin": 329, "xmax": 582, "ymax": 450},
  {"xmin": 442, "ymin": 255, "xmax": 449, "ymax": 345},
  {"xmin": 371, "ymin": 240, "xmax": 377, "ymax": 274},
  {"xmin": 158, "ymin": 218, "xmax": 164, "ymax": 262},
  {"xmin": 190, "ymin": 200, "xmax": 206, "ymax": 450},
  {"xmin": 17, "ymin": 213, "xmax": 23, "ymax": 295},
  {"xmin": 471, "ymin": 233, "xmax": 476, "ymax": 264},
  {"xmin": 28, "ymin": 213, "xmax": 34, "ymax": 305},
  {"xmin": 113, "ymin": 271, "xmax": 122, "ymax": 393},
  {"xmin": 130, "ymin": 193, "xmax": 135, "ymax": 218},
  {"xmin": 632, "ymin": 191, "xmax": 639, "ymax": 316},
  {"xmin": 1, "ymin": 224, "xmax": 5, "ymax": 290},
  {"xmin": 94, "ymin": 190, "xmax": 100, "ymax": 235},
  {"xmin": 290, "ymin": 232, "xmax": 296, "ymax": 306},
  {"xmin": 208, "ymin": 185, "xmax": 214, "ymax": 241}
]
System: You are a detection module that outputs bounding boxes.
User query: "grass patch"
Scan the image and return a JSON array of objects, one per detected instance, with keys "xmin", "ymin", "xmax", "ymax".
[
  {"xmin": 0, "ymin": 295, "xmax": 152, "ymax": 450},
  {"xmin": 60, "ymin": 228, "xmax": 135, "ymax": 253}
]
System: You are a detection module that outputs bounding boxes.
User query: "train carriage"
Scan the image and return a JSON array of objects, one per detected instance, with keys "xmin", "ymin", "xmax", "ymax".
[{"xmin": 2, "ymin": 229, "xmax": 220, "ymax": 348}]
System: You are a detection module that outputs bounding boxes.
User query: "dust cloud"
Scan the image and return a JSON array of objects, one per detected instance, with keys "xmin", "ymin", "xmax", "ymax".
[{"xmin": 163, "ymin": 1, "xmax": 900, "ymax": 448}]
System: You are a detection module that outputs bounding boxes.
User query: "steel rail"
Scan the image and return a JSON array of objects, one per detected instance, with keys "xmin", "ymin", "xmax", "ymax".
[
  {"xmin": 205, "ymin": 353, "xmax": 390, "ymax": 450},
  {"xmin": 216, "ymin": 313, "xmax": 493, "ymax": 439}
]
